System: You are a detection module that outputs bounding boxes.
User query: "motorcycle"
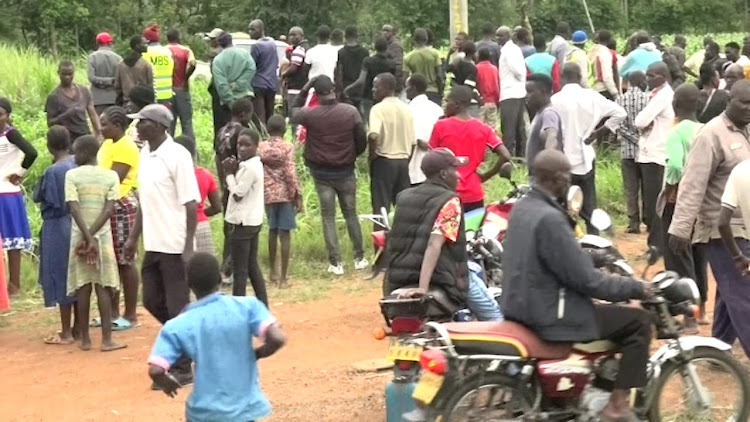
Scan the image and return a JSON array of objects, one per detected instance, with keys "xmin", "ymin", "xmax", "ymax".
[{"xmin": 403, "ymin": 249, "xmax": 750, "ymax": 422}]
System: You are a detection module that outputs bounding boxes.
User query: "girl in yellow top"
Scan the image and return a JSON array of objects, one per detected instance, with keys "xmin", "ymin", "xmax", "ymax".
[{"xmin": 97, "ymin": 106, "xmax": 140, "ymax": 330}]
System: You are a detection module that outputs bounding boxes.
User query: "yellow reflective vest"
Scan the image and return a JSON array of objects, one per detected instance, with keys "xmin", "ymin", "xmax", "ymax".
[{"xmin": 143, "ymin": 44, "xmax": 174, "ymax": 101}]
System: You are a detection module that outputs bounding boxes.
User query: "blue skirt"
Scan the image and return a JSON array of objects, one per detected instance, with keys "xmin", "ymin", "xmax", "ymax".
[
  {"xmin": 39, "ymin": 215, "xmax": 76, "ymax": 307},
  {"xmin": 0, "ymin": 192, "xmax": 33, "ymax": 251}
]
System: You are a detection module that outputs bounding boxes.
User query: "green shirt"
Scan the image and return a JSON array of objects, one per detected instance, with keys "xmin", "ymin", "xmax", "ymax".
[
  {"xmin": 665, "ymin": 120, "xmax": 702, "ymax": 185},
  {"xmin": 404, "ymin": 47, "xmax": 442, "ymax": 93},
  {"xmin": 212, "ymin": 47, "xmax": 257, "ymax": 106}
]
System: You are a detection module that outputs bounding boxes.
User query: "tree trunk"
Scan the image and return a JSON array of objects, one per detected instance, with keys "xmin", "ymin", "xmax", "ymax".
[{"xmin": 49, "ymin": 24, "xmax": 58, "ymax": 57}]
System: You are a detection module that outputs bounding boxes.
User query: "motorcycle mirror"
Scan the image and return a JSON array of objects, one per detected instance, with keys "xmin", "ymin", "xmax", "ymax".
[
  {"xmin": 590, "ymin": 209, "xmax": 612, "ymax": 231},
  {"xmin": 499, "ymin": 162, "xmax": 513, "ymax": 180}
]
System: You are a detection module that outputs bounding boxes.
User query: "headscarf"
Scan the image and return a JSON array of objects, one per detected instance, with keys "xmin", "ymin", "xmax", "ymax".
[{"xmin": 143, "ymin": 25, "xmax": 160, "ymax": 43}]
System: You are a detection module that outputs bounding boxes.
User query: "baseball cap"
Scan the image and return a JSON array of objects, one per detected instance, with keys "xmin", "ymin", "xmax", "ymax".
[
  {"xmin": 421, "ymin": 148, "xmax": 469, "ymax": 176},
  {"xmin": 96, "ymin": 32, "xmax": 113, "ymax": 44},
  {"xmin": 204, "ymin": 28, "xmax": 224, "ymax": 40},
  {"xmin": 572, "ymin": 30, "xmax": 588, "ymax": 44},
  {"xmin": 313, "ymin": 75, "xmax": 335, "ymax": 96},
  {"xmin": 127, "ymin": 104, "xmax": 174, "ymax": 128}
]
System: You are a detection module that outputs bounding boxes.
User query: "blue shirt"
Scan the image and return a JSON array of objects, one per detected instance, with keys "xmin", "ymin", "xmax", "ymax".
[
  {"xmin": 620, "ymin": 45, "xmax": 662, "ymax": 78},
  {"xmin": 148, "ymin": 293, "xmax": 276, "ymax": 422},
  {"xmin": 33, "ymin": 156, "xmax": 76, "ymax": 220},
  {"xmin": 251, "ymin": 37, "xmax": 280, "ymax": 92}
]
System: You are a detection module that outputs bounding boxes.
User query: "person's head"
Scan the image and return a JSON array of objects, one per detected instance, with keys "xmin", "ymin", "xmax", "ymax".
[
  {"xmin": 674, "ymin": 35, "xmax": 687, "ymax": 49},
  {"xmin": 313, "ymin": 75, "xmax": 336, "ymax": 103},
  {"xmin": 96, "ymin": 32, "xmax": 113, "ymax": 47},
  {"xmin": 444, "ymin": 86, "xmax": 472, "ymax": 117},
  {"xmin": 205, "ymin": 28, "xmax": 224, "ymax": 48},
  {"xmin": 266, "ymin": 114, "xmax": 286, "ymax": 137},
  {"xmin": 705, "ymin": 41, "xmax": 721, "ymax": 61},
  {"xmin": 699, "ymin": 62, "xmax": 721, "ymax": 89},
  {"xmin": 477, "ymin": 47, "xmax": 491, "ymax": 63},
  {"xmin": 462, "ymin": 41, "xmax": 476, "ymax": 61},
  {"xmin": 531, "ymin": 149, "xmax": 572, "ymax": 200},
  {"xmin": 143, "ymin": 24, "xmax": 160, "ymax": 43},
  {"xmin": 248, "ymin": 19, "xmax": 265, "ymax": 40},
  {"xmin": 288, "ymin": 26, "xmax": 304, "ymax": 45},
  {"xmin": 561, "ymin": 62, "xmax": 582, "ymax": 85},
  {"xmin": 727, "ymin": 80, "xmax": 750, "ymax": 127},
  {"xmin": 525, "ymin": 73, "xmax": 554, "ymax": 112},
  {"xmin": 373, "ymin": 72, "xmax": 397, "ymax": 101},
  {"xmin": 421, "ymin": 148, "xmax": 467, "ymax": 190},
  {"xmin": 129, "ymin": 104, "xmax": 173, "ymax": 142},
  {"xmin": 726, "ymin": 41, "xmax": 742, "ymax": 62},
  {"xmin": 481, "ymin": 23, "xmax": 495, "ymax": 39},
  {"xmin": 374, "ymin": 36, "xmax": 388, "ymax": 53},
  {"xmin": 381, "ymin": 24, "xmax": 395, "ymax": 41},
  {"xmin": 703, "ymin": 36, "xmax": 714, "ymax": 48},
  {"xmin": 514, "ymin": 28, "xmax": 531, "ymax": 46},
  {"xmin": 331, "ymin": 28, "xmax": 344, "ymax": 46},
  {"xmin": 571, "ymin": 30, "xmax": 587, "ymax": 47},
  {"xmin": 72, "ymin": 135, "xmax": 100, "ymax": 166},
  {"xmin": 628, "ymin": 70, "xmax": 648, "ymax": 91},
  {"xmin": 130, "ymin": 35, "xmax": 148, "ymax": 53},
  {"xmin": 46, "ymin": 125, "xmax": 71, "ymax": 155},
  {"xmin": 315, "ymin": 25, "xmax": 331, "ymax": 43},
  {"xmin": 646, "ymin": 61, "xmax": 669, "ymax": 90},
  {"xmin": 426, "ymin": 29, "xmax": 436, "ymax": 47},
  {"xmin": 58, "ymin": 60, "xmax": 75, "ymax": 87},
  {"xmin": 187, "ymin": 253, "xmax": 221, "ymax": 298},
  {"xmin": 635, "ymin": 30, "xmax": 651, "ymax": 45},
  {"xmin": 237, "ymin": 128, "xmax": 260, "ymax": 161},
  {"xmin": 231, "ymin": 97, "xmax": 255, "ymax": 126},
  {"xmin": 454, "ymin": 32, "xmax": 468, "ymax": 49},
  {"xmin": 596, "ymin": 29, "xmax": 613, "ymax": 46},
  {"xmin": 413, "ymin": 28, "xmax": 428, "ymax": 46},
  {"xmin": 0, "ymin": 98, "xmax": 11, "ymax": 129},
  {"xmin": 725, "ymin": 63, "xmax": 745, "ymax": 91},
  {"xmin": 532, "ymin": 34, "xmax": 547, "ymax": 52},
  {"xmin": 672, "ymin": 83, "xmax": 699, "ymax": 119},
  {"xmin": 174, "ymin": 134, "xmax": 196, "ymax": 160},
  {"xmin": 556, "ymin": 21, "xmax": 571, "ymax": 39},
  {"xmin": 496, "ymin": 26, "xmax": 511, "ymax": 46},
  {"xmin": 218, "ymin": 32, "xmax": 233, "ymax": 48},
  {"xmin": 406, "ymin": 74, "xmax": 428, "ymax": 100},
  {"xmin": 127, "ymin": 84, "xmax": 155, "ymax": 113},
  {"xmin": 100, "ymin": 106, "xmax": 129, "ymax": 140},
  {"xmin": 344, "ymin": 26, "xmax": 358, "ymax": 44},
  {"xmin": 166, "ymin": 28, "xmax": 180, "ymax": 44}
]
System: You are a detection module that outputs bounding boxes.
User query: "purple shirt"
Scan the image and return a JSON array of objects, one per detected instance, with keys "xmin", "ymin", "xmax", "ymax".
[{"xmin": 251, "ymin": 37, "xmax": 279, "ymax": 92}]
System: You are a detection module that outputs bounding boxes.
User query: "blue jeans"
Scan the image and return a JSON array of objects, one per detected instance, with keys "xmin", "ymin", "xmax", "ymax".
[{"xmin": 466, "ymin": 261, "xmax": 504, "ymax": 321}]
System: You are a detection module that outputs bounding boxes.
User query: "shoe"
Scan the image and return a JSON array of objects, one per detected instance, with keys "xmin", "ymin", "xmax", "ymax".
[
  {"xmin": 626, "ymin": 225, "xmax": 641, "ymax": 234},
  {"xmin": 327, "ymin": 263, "xmax": 344, "ymax": 275},
  {"xmin": 222, "ymin": 274, "xmax": 234, "ymax": 285},
  {"xmin": 354, "ymin": 257, "xmax": 370, "ymax": 271}
]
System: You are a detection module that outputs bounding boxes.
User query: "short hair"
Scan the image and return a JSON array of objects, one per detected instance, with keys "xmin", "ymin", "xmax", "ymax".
[
  {"xmin": 482, "ymin": 23, "xmax": 495, "ymax": 36},
  {"xmin": 456, "ymin": 31, "xmax": 468, "ymax": 39},
  {"xmin": 635, "ymin": 30, "xmax": 650, "ymax": 45},
  {"xmin": 231, "ymin": 97, "xmax": 254, "ymax": 116},
  {"xmin": 448, "ymin": 85, "xmax": 473, "ymax": 106},
  {"xmin": 727, "ymin": 41, "xmax": 741, "ymax": 51},
  {"xmin": 700, "ymin": 62, "xmax": 718, "ymax": 85},
  {"xmin": 73, "ymin": 135, "xmax": 100, "ymax": 158},
  {"xmin": 166, "ymin": 28, "xmax": 180, "ymax": 43},
  {"xmin": 59, "ymin": 60, "xmax": 74, "ymax": 71},
  {"xmin": 129, "ymin": 84, "xmax": 155, "ymax": 109},
  {"xmin": 556, "ymin": 22, "xmax": 571, "ymax": 36},
  {"xmin": 47, "ymin": 125, "xmax": 71, "ymax": 152},
  {"xmin": 462, "ymin": 41, "xmax": 476, "ymax": 56},
  {"xmin": 344, "ymin": 26, "xmax": 358, "ymax": 40},
  {"xmin": 174, "ymin": 134, "xmax": 196, "ymax": 157},
  {"xmin": 375, "ymin": 72, "xmax": 397, "ymax": 92},
  {"xmin": 218, "ymin": 32, "xmax": 233, "ymax": 48},
  {"xmin": 316, "ymin": 25, "xmax": 331, "ymax": 40},
  {"xmin": 187, "ymin": 253, "xmax": 221, "ymax": 295},
  {"xmin": 129, "ymin": 35, "xmax": 143, "ymax": 50},
  {"xmin": 597, "ymin": 29, "xmax": 613, "ymax": 44},
  {"xmin": 331, "ymin": 28, "xmax": 344, "ymax": 44},
  {"xmin": 413, "ymin": 28, "xmax": 428, "ymax": 44},
  {"xmin": 528, "ymin": 73, "xmax": 554, "ymax": 94},
  {"xmin": 266, "ymin": 114, "xmax": 286, "ymax": 136},
  {"xmin": 477, "ymin": 47, "xmax": 491, "ymax": 62},
  {"xmin": 515, "ymin": 28, "xmax": 531, "ymax": 44},
  {"xmin": 426, "ymin": 29, "xmax": 436, "ymax": 46},
  {"xmin": 533, "ymin": 33, "xmax": 546, "ymax": 51},
  {"xmin": 374, "ymin": 36, "xmax": 388, "ymax": 53},
  {"xmin": 674, "ymin": 35, "xmax": 686, "ymax": 45},
  {"xmin": 407, "ymin": 74, "xmax": 428, "ymax": 94},
  {"xmin": 103, "ymin": 106, "xmax": 129, "ymax": 130},
  {"xmin": 238, "ymin": 128, "xmax": 261, "ymax": 145}
]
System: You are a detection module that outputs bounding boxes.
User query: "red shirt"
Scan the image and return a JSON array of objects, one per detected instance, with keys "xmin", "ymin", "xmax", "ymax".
[
  {"xmin": 195, "ymin": 167, "xmax": 218, "ymax": 222},
  {"xmin": 167, "ymin": 43, "xmax": 195, "ymax": 89},
  {"xmin": 476, "ymin": 61, "xmax": 500, "ymax": 104},
  {"xmin": 429, "ymin": 117, "xmax": 503, "ymax": 203}
]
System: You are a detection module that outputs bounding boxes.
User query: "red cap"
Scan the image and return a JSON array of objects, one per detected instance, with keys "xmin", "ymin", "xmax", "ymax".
[
  {"xmin": 143, "ymin": 25, "xmax": 160, "ymax": 42},
  {"xmin": 96, "ymin": 32, "xmax": 113, "ymax": 44}
]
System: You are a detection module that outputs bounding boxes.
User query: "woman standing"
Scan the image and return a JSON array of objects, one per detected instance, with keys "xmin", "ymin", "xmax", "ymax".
[
  {"xmin": 0, "ymin": 98, "xmax": 39, "ymax": 296},
  {"xmin": 45, "ymin": 60, "xmax": 102, "ymax": 143}
]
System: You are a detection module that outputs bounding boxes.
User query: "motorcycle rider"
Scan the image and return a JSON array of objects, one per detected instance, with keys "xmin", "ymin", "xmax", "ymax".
[
  {"xmin": 385, "ymin": 148, "xmax": 503, "ymax": 321},
  {"xmin": 501, "ymin": 150, "xmax": 652, "ymax": 421}
]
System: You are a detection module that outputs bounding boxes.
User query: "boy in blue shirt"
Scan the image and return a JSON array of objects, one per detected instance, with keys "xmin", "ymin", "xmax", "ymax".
[{"xmin": 147, "ymin": 252, "xmax": 286, "ymax": 421}]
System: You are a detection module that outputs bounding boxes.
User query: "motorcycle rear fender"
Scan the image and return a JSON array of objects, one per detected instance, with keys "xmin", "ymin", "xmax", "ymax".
[
  {"xmin": 579, "ymin": 235, "xmax": 614, "ymax": 249},
  {"xmin": 650, "ymin": 336, "xmax": 732, "ymax": 377}
]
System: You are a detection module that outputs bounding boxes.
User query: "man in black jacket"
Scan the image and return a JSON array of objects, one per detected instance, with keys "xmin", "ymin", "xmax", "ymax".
[{"xmin": 501, "ymin": 150, "xmax": 651, "ymax": 421}]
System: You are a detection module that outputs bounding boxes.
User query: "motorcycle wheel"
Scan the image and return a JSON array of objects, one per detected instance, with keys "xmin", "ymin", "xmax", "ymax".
[
  {"xmin": 648, "ymin": 346, "xmax": 750, "ymax": 422},
  {"xmin": 440, "ymin": 372, "xmax": 537, "ymax": 422}
]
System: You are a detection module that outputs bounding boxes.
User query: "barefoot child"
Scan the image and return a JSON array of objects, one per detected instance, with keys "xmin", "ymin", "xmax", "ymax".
[
  {"xmin": 34, "ymin": 126, "xmax": 77, "ymax": 344},
  {"xmin": 148, "ymin": 253, "xmax": 286, "ymax": 421},
  {"xmin": 258, "ymin": 115, "xmax": 302, "ymax": 287},
  {"xmin": 65, "ymin": 135, "xmax": 125, "ymax": 352}
]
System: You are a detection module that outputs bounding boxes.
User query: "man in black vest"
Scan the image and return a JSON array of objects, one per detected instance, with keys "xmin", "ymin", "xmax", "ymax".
[{"xmin": 385, "ymin": 148, "xmax": 503, "ymax": 321}]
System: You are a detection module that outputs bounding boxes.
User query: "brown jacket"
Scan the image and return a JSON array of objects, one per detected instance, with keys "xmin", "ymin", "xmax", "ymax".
[
  {"xmin": 669, "ymin": 113, "xmax": 750, "ymax": 243},
  {"xmin": 114, "ymin": 56, "xmax": 154, "ymax": 105}
]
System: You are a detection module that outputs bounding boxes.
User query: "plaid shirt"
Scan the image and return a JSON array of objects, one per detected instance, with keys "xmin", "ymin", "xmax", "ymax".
[{"xmin": 616, "ymin": 86, "xmax": 649, "ymax": 160}]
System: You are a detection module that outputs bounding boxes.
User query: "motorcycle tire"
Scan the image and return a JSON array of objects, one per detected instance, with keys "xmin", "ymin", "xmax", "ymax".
[
  {"xmin": 440, "ymin": 371, "xmax": 537, "ymax": 422},
  {"xmin": 647, "ymin": 346, "xmax": 750, "ymax": 422}
]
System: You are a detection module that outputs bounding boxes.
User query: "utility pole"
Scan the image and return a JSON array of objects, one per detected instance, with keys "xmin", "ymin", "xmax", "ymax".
[{"xmin": 449, "ymin": 0, "xmax": 468, "ymax": 41}]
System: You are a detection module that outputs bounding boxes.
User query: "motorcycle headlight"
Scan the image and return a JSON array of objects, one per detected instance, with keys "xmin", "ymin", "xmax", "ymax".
[
  {"xmin": 481, "ymin": 222, "xmax": 502, "ymax": 240},
  {"xmin": 656, "ymin": 272, "xmax": 700, "ymax": 304},
  {"xmin": 567, "ymin": 186, "xmax": 583, "ymax": 214}
]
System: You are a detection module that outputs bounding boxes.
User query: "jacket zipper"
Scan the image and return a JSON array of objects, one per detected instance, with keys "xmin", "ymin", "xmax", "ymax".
[{"xmin": 558, "ymin": 288, "xmax": 566, "ymax": 319}]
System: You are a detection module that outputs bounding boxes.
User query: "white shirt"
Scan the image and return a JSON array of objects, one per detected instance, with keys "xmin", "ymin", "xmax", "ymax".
[
  {"xmin": 635, "ymin": 83, "xmax": 675, "ymax": 166},
  {"xmin": 0, "ymin": 132, "xmax": 23, "ymax": 194},
  {"xmin": 408, "ymin": 94, "xmax": 444, "ymax": 184},
  {"xmin": 551, "ymin": 84, "xmax": 627, "ymax": 175},
  {"xmin": 738, "ymin": 55, "xmax": 750, "ymax": 67},
  {"xmin": 225, "ymin": 156, "xmax": 264, "ymax": 226},
  {"xmin": 305, "ymin": 43, "xmax": 339, "ymax": 81},
  {"xmin": 722, "ymin": 160, "xmax": 750, "ymax": 232},
  {"xmin": 138, "ymin": 136, "xmax": 201, "ymax": 254},
  {"xmin": 499, "ymin": 41, "xmax": 526, "ymax": 100}
]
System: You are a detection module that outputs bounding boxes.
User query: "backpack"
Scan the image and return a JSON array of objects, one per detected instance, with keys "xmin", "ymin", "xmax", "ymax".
[{"xmin": 216, "ymin": 121, "xmax": 244, "ymax": 163}]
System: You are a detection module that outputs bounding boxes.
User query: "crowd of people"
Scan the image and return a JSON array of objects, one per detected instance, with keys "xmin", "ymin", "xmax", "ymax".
[{"xmin": 4, "ymin": 17, "xmax": 750, "ymax": 421}]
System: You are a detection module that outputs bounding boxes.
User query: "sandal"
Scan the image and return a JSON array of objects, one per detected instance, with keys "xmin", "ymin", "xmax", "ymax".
[
  {"xmin": 111, "ymin": 317, "xmax": 136, "ymax": 331},
  {"xmin": 90, "ymin": 317, "xmax": 103, "ymax": 328},
  {"xmin": 44, "ymin": 333, "xmax": 74, "ymax": 345}
]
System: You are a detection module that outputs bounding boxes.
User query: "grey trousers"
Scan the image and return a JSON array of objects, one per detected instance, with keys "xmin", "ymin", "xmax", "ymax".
[
  {"xmin": 499, "ymin": 98, "xmax": 527, "ymax": 157},
  {"xmin": 170, "ymin": 88, "xmax": 195, "ymax": 140},
  {"xmin": 621, "ymin": 158, "xmax": 643, "ymax": 228}
]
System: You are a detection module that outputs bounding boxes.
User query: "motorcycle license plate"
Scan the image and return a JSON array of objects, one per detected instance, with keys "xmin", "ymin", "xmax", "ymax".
[
  {"xmin": 413, "ymin": 371, "xmax": 445, "ymax": 405},
  {"xmin": 386, "ymin": 338, "xmax": 421, "ymax": 361}
]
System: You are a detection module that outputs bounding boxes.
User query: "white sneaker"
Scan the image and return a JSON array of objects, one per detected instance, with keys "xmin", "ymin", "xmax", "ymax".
[
  {"xmin": 327, "ymin": 263, "xmax": 344, "ymax": 275},
  {"xmin": 354, "ymin": 258, "xmax": 370, "ymax": 271}
]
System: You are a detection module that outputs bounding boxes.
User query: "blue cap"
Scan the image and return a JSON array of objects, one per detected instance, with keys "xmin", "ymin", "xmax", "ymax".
[{"xmin": 572, "ymin": 30, "xmax": 588, "ymax": 43}]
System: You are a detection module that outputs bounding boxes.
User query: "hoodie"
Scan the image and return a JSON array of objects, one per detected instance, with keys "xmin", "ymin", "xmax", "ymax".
[
  {"xmin": 115, "ymin": 49, "xmax": 154, "ymax": 105},
  {"xmin": 620, "ymin": 42, "xmax": 662, "ymax": 78},
  {"xmin": 257, "ymin": 136, "xmax": 300, "ymax": 204}
]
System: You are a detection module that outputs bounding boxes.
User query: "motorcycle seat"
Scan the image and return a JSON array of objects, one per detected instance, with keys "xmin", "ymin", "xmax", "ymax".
[
  {"xmin": 388, "ymin": 286, "xmax": 461, "ymax": 318},
  {"xmin": 442, "ymin": 321, "xmax": 572, "ymax": 360},
  {"xmin": 573, "ymin": 340, "xmax": 617, "ymax": 353}
]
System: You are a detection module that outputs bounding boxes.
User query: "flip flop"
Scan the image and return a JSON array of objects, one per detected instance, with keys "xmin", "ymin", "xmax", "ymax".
[
  {"xmin": 90, "ymin": 317, "xmax": 103, "ymax": 327},
  {"xmin": 111, "ymin": 317, "xmax": 134, "ymax": 331},
  {"xmin": 44, "ymin": 333, "xmax": 74, "ymax": 345}
]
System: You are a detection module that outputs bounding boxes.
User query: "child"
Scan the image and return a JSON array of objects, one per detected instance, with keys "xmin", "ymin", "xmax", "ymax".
[
  {"xmin": 34, "ymin": 126, "xmax": 77, "ymax": 344},
  {"xmin": 257, "ymin": 115, "xmax": 302, "ymax": 287},
  {"xmin": 223, "ymin": 128, "xmax": 268, "ymax": 305},
  {"xmin": 476, "ymin": 47, "xmax": 500, "ymax": 129},
  {"xmin": 148, "ymin": 253, "xmax": 285, "ymax": 421},
  {"xmin": 174, "ymin": 135, "xmax": 222, "ymax": 255},
  {"xmin": 65, "ymin": 135, "xmax": 124, "ymax": 352}
]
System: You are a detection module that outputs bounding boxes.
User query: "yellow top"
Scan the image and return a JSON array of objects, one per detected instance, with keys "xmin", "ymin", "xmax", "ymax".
[{"xmin": 98, "ymin": 134, "xmax": 140, "ymax": 198}]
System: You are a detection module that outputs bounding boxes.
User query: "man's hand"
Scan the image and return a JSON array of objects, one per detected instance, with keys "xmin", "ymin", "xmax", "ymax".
[
  {"xmin": 7, "ymin": 173, "xmax": 22, "ymax": 186},
  {"xmin": 222, "ymin": 157, "xmax": 239, "ymax": 174},
  {"xmin": 478, "ymin": 172, "xmax": 491, "ymax": 183},
  {"xmin": 295, "ymin": 194, "xmax": 305, "ymax": 213},
  {"xmin": 156, "ymin": 372, "xmax": 181, "ymax": 398},
  {"xmin": 733, "ymin": 254, "xmax": 750, "ymax": 276},
  {"xmin": 182, "ymin": 244, "xmax": 194, "ymax": 266},
  {"xmin": 668, "ymin": 234, "xmax": 691, "ymax": 253},
  {"xmin": 123, "ymin": 237, "xmax": 137, "ymax": 261},
  {"xmin": 397, "ymin": 287, "xmax": 427, "ymax": 299}
]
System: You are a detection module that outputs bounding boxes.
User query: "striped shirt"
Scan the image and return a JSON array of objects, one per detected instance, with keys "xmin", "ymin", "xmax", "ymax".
[{"xmin": 616, "ymin": 86, "xmax": 649, "ymax": 160}]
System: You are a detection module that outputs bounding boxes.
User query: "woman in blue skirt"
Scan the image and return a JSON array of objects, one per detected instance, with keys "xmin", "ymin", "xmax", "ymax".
[{"xmin": 0, "ymin": 98, "xmax": 38, "ymax": 297}]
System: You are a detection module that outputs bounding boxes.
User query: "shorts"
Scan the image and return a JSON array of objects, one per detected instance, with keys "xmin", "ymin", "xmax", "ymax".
[
  {"xmin": 111, "ymin": 190, "xmax": 139, "ymax": 265},
  {"xmin": 195, "ymin": 220, "xmax": 215, "ymax": 255},
  {"xmin": 265, "ymin": 202, "xmax": 297, "ymax": 231}
]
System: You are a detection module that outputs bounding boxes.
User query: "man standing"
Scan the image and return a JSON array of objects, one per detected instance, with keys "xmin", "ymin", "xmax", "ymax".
[
  {"xmin": 635, "ymin": 62, "xmax": 675, "ymax": 233},
  {"xmin": 212, "ymin": 33, "xmax": 257, "ymax": 109},
  {"xmin": 726, "ymin": 42, "xmax": 750, "ymax": 67},
  {"xmin": 305, "ymin": 25, "xmax": 339, "ymax": 81},
  {"xmin": 142, "ymin": 25, "xmax": 175, "ymax": 107},
  {"xmin": 548, "ymin": 21, "xmax": 571, "ymax": 66},
  {"xmin": 497, "ymin": 26, "xmax": 527, "ymax": 157},
  {"xmin": 526, "ymin": 34, "xmax": 561, "ymax": 93},
  {"xmin": 166, "ymin": 29, "xmax": 196, "ymax": 139},
  {"xmin": 336, "ymin": 26, "xmax": 369, "ymax": 106},
  {"xmin": 684, "ymin": 37, "xmax": 713, "ymax": 79},
  {"xmin": 476, "ymin": 23, "xmax": 502, "ymax": 67},
  {"xmin": 406, "ymin": 74, "xmax": 443, "ymax": 186},
  {"xmin": 667, "ymin": 35, "xmax": 687, "ymax": 69},
  {"xmin": 669, "ymin": 80, "xmax": 750, "ymax": 361},
  {"xmin": 282, "ymin": 27, "xmax": 310, "ymax": 124},
  {"xmin": 115, "ymin": 36, "xmax": 153, "ymax": 108},
  {"xmin": 382, "ymin": 24, "xmax": 404, "ymax": 92},
  {"xmin": 344, "ymin": 37, "xmax": 396, "ymax": 124},
  {"xmin": 589, "ymin": 30, "xmax": 619, "ymax": 99},
  {"xmin": 566, "ymin": 30, "xmax": 590, "ymax": 88},
  {"xmin": 248, "ymin": 20, "xmax": 279, "ymax": 124},
  {"xmin": 725, "ymin": 63, "xmax": 745, "ymax": 91},
  {"xmin": 476, "ymin": 48, "xmax": 500, "ymax": 128},
  {"xmin": 403, "ymin": 28, "xmax": 443, "ymax": 105},
  {"xmin": 205, "ymin": 28, "xmax": 226, "ymax": 139},
  {"xmin": 525, "ymin": 73, "xmax": 563, "ymax": 175},
  {"xmin": 124, "ymin": 104, "xmax": 200, "ymax": 385},
  {"xmin": 552, "ymin": 63, "xmax": 626, "ymax": 234},
  {"xmin": 291, "ymin": 76, "xmax": 368, "ymax": 276},
  {"xmin": 88, "ymin": 32, "xmax": 122, "ymax": 114},
  {"xmin": 620, "ymin": 31, "xmax": 662, "ymax": 79}
]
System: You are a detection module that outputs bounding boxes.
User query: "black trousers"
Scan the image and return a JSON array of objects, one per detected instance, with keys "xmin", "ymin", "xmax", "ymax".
[
  {"xmin": 640, "ymin": 163, "xmax": 664, "ymax": 232},
  {"xmin": 658, "ymin": 203, "xmax": 709, "ymax": 303},
  {"xmin": 571, "ymin": 166, "xmax": 598, "ymax": 235},
  {"xmin": 253, "ymin": 87, "xmax": 276, "ymax": 126},
  {"xmin": 595, "ymin": 304, "xmax": 651, "ymax": 389},
  {"xmin": 212, "ymin": 102, "xmax": 231, "ymax": 142},
  {"xmin": 370, "ymin": 157, "xmax": 410, "ymax": 269},
  {"xmin": 621, "ymin": 158, "xmax": 643, "ymax": 229},
  {"xmin": 229, "ymin": 224, "xmax": 268, "ymax": 306},
  {"xmin": 499, "ymin": 98, "xmax": 527, "ymax": 157},
  {"xmin": 462, "ymin": 200, "xmax": 485, "ymax": 214}
]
